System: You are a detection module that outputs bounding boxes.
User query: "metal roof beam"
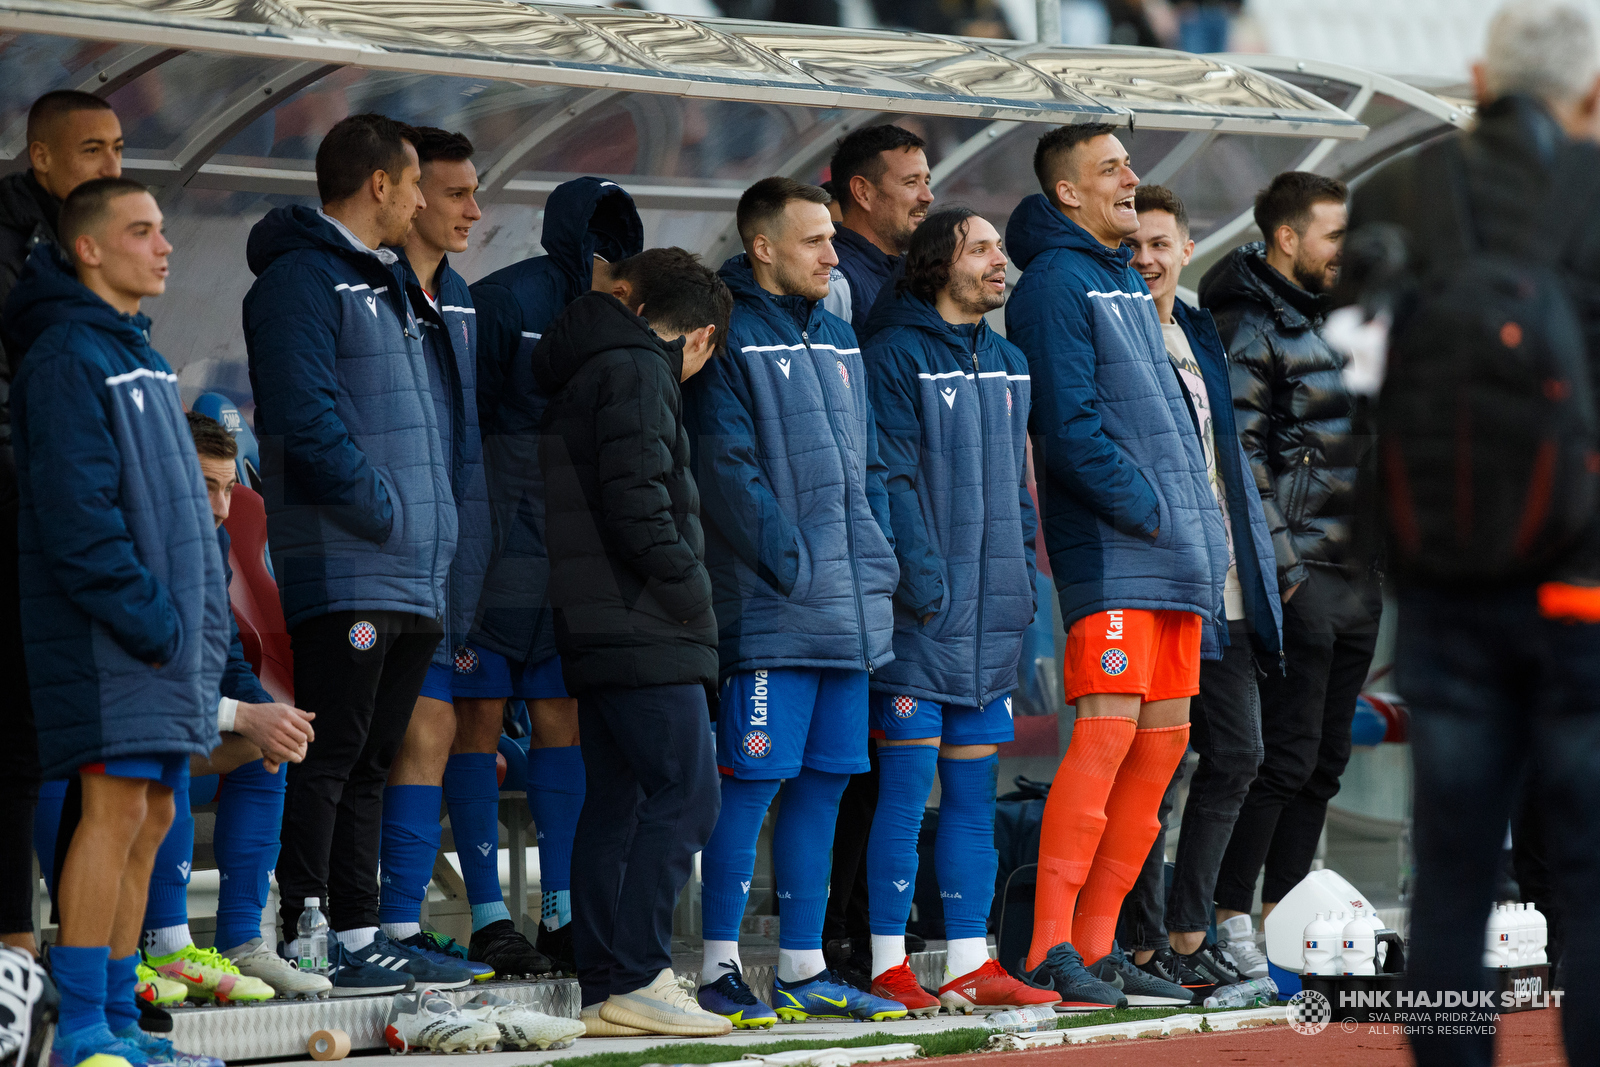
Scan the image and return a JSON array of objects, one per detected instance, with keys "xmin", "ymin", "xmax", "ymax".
[
  {"xmin": 0, "ymin": 42, "xmax": 182, "ymax": 159},
  {"xmin": 478, "ymin": 88, "xmax": 617, "ymax": 198}
]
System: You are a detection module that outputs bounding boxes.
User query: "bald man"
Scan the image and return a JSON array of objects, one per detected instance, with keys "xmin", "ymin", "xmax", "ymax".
[{"xmin": 0, "ymin": 88, "xmax": 123, "ymax": 960}]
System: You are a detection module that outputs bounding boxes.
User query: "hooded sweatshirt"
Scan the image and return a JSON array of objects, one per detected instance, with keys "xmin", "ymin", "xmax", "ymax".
[
  {"xmin": 469, "ymin": 177, "xmax": 643, "ymax": 665},
  {"xmin": 244, "ymin": 205, "xmax": 457, "ymax": 630},
  {"xmin": 532, "ymin": 291, "xmax": 717, "ymax": 694},
  {"xmin": 863, "ymin": 285, "xmax": 1037, "ymax": 708},
  {"xmin": 1004, "ymin": 194, "xmax": 1226, "ymax": 645},
  {"xmin": 7, "ymin": 244, "xmax": 228, "ymax": 778}
]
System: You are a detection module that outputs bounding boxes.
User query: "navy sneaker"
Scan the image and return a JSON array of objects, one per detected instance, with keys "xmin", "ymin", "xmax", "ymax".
[
  {"xmin": 325, "ymin": 938, "xmax": 415, "ymax": 998},
  {"xmin": 1140, "ymin": 945, "xmax": 1209, "ymax": 996},
  {"xmin": 350, "ymin": 933, "xmax": 472, "ymax": 991},
  {"xmin": 1018, "ymin": 943, "xmax": 1127, "ymax": 1013},
  {"xmin": 1086, "ymin": 944, "xmax": 1195, "ymax": 1007},
  {"xmin": 771, "ymin": 969, "xmax": 907, "ymax": 1022},
  {"xmin": 697, "ymin": 966, "xmax": 777, "ymax": 1029},
  {"xmin": 399, "ymin": 932, "xmax": 494, "ymax": 983},
  {"xmin": 114, "ymin": 1026, "xmax": 224, "ymax": 1067}
]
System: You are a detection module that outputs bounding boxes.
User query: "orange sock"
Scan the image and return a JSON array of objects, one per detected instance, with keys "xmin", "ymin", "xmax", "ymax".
[
  {"xmin": 1025, "ymin": 716, "xmax": 1137, "ymax": 970},
  {"xmin": 1072, "ymin": 723, "xmax": 1192, "ymax": 965}
]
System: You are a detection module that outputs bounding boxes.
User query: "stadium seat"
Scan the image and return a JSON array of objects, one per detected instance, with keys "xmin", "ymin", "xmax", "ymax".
[
  {"xmin": 223, "ymin": 483, "xmax": 293, "ymax": 704},
  {"xmin": 192, "ymin": 391, "xmax": 262, "ymax": 493}
]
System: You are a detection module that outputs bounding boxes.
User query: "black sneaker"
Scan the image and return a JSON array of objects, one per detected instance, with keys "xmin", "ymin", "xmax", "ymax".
[
  {"xmin": 471, "ymin": 919, "xmax": 553, "ymax": 978},
  {"xmin": 836, "ymin": 945, "xmax": 873, "ymax": 993},
  {"xmin": 1087, "ymin": 944, "xmax": 1195, "ymax": 1007},
  {"xmin": 534, "ymin": 921, "xmax": 573, "ymax": 977},
  {"xmin": 1141, "ymin": 945, "xmax": 1210, "ymax": 997},
  {"xmin": 1174, "ymin": 940, "xmax": 1245, "ymax": 996},
  {"xmin": 905, "ymin": 933, "xmax": 927, "ymax": 954},
  {"xmin": 136, "ymin": 995, "xmax": 172, "ymax": 1034},
  {"xmin": 1018, "ymin": 942, "xmax": 1127, "ymax": 1013}
]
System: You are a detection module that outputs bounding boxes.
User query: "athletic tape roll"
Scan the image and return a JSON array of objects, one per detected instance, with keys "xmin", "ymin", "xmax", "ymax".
[{"xmin": 308, "ymin": 1029, "xmax": 351, "ymax": 1060}]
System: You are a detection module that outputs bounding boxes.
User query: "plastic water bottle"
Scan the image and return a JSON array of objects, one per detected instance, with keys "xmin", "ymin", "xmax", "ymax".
[
  {"xmin": 1524, "ymin": 902, "xmax": 1548, "ymax": 965},
  {"xmin": 1341, "ymin": 913, "xmax": 1376, "ymax": 975},
  {"xmin": 1303, "ymin": 912, "xmax": 1341, "ymax": 976},
  {"xmin": 1203, "ymin": 977, "xmax": 1279, "ymax": 1009},
  {"xmin": 982, "ymin": 1004, "xmax": 1058, "ymax": 1032},
  {"xmin": 1484, "ymin": 904, "xmax": 1515, "ymax": 968},
  {"xmin": 297, "ymin": 898, "xmax": 330, "ymax": 974}
]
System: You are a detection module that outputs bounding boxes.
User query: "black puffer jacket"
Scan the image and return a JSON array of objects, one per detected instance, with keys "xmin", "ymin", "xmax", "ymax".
[
  {"xmin": 0, "ymin": 170, "xmax": 60, "ymax": 451},
  {"xmin": 532, "ymin": 290, "xmax": 718, "ymax": 694},
  {"xmin": 1201, "ymin": 242, "xmax": 1370, "ymax": 586}
]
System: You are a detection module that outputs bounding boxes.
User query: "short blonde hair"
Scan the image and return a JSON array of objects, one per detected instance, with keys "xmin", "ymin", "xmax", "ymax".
[{"xmin": 1484, "ymin": 0, "xmax": 1599, "ymax": 102}]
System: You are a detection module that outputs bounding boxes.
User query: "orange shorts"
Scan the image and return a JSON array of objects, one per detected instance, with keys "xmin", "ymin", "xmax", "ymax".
[{"xmin": 1063, "ymin": 609, "xmax": 1202, "ymax": 703}]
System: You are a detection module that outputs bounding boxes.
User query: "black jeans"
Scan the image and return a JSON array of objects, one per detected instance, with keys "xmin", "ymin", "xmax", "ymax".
[
  {"xmin": 823, "ymin": 746, "xmax": 878, "ymax": 947},
  {"xmin": 1213, "ymin": 567, "xmax": 1380, "ymax": 912},
  {"xmin": 278, "ymin": 609, "xmax": 439, "ymax": 934},
  {"xmin": 0, "ymin": 465, "xmax": 41, "ymax": 936},
  {"xmin": 1119, "ymin": 619, "xmax": 1262, "ymax": 949},
  {"xmin": 1398, "ymin": 586, "xmax": 1600, "ymax": 1067},
  {"xmin": 572, "ymin": 684, "xmax": 719, "ymax": 1006}
]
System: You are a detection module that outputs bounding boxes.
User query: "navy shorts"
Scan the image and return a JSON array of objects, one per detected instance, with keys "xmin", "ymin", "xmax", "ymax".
[
  {"xmin": 716, "ymin": 667, "xmax": 869, "ymax": 780},
  {"xmin": 419, "ymin": 643, "xmax": 570, "ymax": 701},
  {"xmin": 80, "ymin": 752, "xmax": 189, "ymax": 792},
  {"xmin": 869, "ymin": 692, "xmax": 1016, "ymax": 745}
]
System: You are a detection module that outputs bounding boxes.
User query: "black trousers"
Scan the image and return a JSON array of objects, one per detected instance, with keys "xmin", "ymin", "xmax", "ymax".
[
  {"xmin": 277, "ymin": 609, "xmax": 439, "ymax": 934},
  {"xmin": 822, "ymin": 745, "xmax": 878, "ymax": 947},
  {"xmin": 572, "ymin": 684, "xmax": 719, "ymax": 1006},
  {"xmin": 0, "ymin": 459, "xmax": 41, "ymax": 937},
  {"xmin": 1213, "ymin": 567, "xmax": 1380, "ymax": 913}
]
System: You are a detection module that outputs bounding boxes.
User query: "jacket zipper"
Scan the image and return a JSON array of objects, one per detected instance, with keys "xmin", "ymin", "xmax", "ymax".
[
  {"xmin": 807, "ymin": 325, "xmax": 871, "ymax": 672},
  {"xmin": 971, "ymin": 341, "xmax": 989, "ymax": 707}
]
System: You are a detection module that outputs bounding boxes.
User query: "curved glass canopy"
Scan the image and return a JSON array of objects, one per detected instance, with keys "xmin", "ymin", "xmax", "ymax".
[{"xmin": 0, "ymin": 1, "xmax": 1428, "ymax": 409}]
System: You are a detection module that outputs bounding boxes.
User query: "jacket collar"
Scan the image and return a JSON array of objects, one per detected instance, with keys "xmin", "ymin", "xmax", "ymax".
[
  {"xmin": 719, "ymin": 253, "xmax": 824, "ymax": 337},
  {"xmin": 833, "ymin": 223, "xmax": 897, "ymax": 275},
  {"xmin": 1006, "ymin": 192, "xmax": 1136, "ymax": 273},
  {"xmin": 320, "ymin": 210, "xmax": 398, "ymax": 266}
]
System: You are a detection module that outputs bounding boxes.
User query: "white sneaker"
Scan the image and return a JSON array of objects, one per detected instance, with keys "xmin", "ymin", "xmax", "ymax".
[
  {"xmin": 599, "ymin": 968, "xmax": 733, "ymax": 1036},
  {"xmin": 580, "ymin": 1004, "xmax": 648, "ymax": 1037},
  {"xmin": 223, "ymin": 938, "xmax": 332, "ymax": 999},
  {"xmin": 1216, "ymin": 915, "xmax": 1270, "ymax": 980},
  {"xmin": 384, "ymin": 990, "xmax": 502, "ymax": 1053},
  {"xmin": 460, "ymin": 991, "xmax": 585, "ymax": 1050}
]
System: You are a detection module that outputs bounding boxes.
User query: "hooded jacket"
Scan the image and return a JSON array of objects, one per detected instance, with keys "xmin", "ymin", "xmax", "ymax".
[
  {"xmin": 469, "ymin": 178, "xmax": 643, "ymax": 665},
  {"xmin": 863, "ymin": 286, "xmax": 1037, "ymax": 707},
  {"xmin": 533, "ymin": 291, "xmax": 717, "ymax": 693},
  {"xmin": 7, "ymin": 244, "xmax": 228, "ymax": 778},
  {"xmin": 399, "ymin": 252, "xmax": 490, "ymax": 666},
  {"xmin": 833, "ymin": 224, "xmax": 897, "ymax": 337},
  {"xmin": 1004, "ymin": 194, "xmax": 1227, "ymax": 641},
  {"xmin": 683, "ymin": 254, "xmax": 899, "ymax": 678},
  {"xmin": 1200, "ymin": 242, "xmax": 1367, "ymax": 586},
  {"xmin": 244, "ymin": 205, "xmax": 457, "ymax": 630}
]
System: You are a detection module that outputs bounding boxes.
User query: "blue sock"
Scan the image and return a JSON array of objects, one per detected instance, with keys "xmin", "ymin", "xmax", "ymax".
[
  {"xmin": 34, "ymin": 779, "xmax": 68, "ymax": 897},
  {"xmin": 866, "ymin": 745, "xmax": 938, "ymax": 935},
  {"xmin": 143, "ymin": 773, "xmax": 193, "ymax": 936},
  {"xmin": 104, "ymin": 953, "xmax": 139, "ymax": 1034},
  {"xmin": 773, "ymin": 767, "xmax": 850, "ymax": 950},
  {"xmin": 526, "ymin": 746, "xmax": 584, "ymax": 901},
  {"xmin": 700, "ymin": 776, "xmax": 781, "ymax": 941},
  {"xmin": 935, "ymin": 753, "xmax": 1001, "ymax": 940},
  {"xmin": 378, "ymin": 785, "xmax": 442, "ymax": 925},
  {"xmin": 51, "ymin": 944, "xmax": 109, "ymax": 1038},
  {"xmin": 443, "ymin": 753, "xmax": 509, "ymax": 931},
  {"xmin": 213, "ymin": 760, "xmax": 286, "ymax": 950}
]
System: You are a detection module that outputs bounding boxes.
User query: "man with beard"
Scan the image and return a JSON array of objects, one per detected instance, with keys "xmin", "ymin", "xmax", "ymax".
[
  {"xmin": 827, "ymin": 125, "xmax": 933, "ymax": 336},
  {"xmin": 1199, "ymin": 172, "xmax": 1382, "ymax": 948}
]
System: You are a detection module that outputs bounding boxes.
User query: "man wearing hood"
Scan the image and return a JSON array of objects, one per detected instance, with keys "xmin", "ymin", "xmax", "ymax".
[
  {"xmin": 1198, "ymin": 173, "xmax": 1381, "ymax": 944},
  {"xmin": 0, "ymin": 89, "xmax": 122, "ymax": 962},
  {"xmin": 534, "ymin": 247, "xmax": 729, "ymax": 1038},
  {"xmin": 684, "ymin": 177, "xmax": 903, "ymax": 1028},
  {"xmin": 858, "ymin": 208, "xmax": 1066, "ymax": 1017},
  {"xmin": 1003, "ymin": 124, "xmax": 1226, "ymax": 1008},
  {"xmin": 244, "ymin": 113, "xmax": 463, "ymax": 996},
  {"xmin": 467, "ymin": 178, "xmax": 643, "ymax": 973},
  {"xmin": 7, "ymin": 177, "xmax": 227, "ymax": 1067}
]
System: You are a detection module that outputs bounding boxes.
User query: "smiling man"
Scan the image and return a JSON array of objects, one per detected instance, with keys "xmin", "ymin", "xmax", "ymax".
[
  {"xmin": 1004, "ymin": 125, "xmax": 1226, "ymax": 1009},
  {"xmin": 827, "ymin": 125, "xmax": 934, "ymax": 336}
]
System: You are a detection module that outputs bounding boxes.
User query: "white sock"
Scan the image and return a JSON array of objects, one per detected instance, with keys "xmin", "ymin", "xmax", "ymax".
[
  {"xmin": 701, "ymin": 939, "xmax": 741, "ymax": 982},
  {"xmin": 1217, "ymin": 914, "xmax": 1254, "ymax": 942},
  {"xmin": 381, "ymin": 922, "xmax": 421, "ymax": 942},
  {"xmin": 870, "ymin": 934, "xmax": 906, "ymax": 979},
  {"xmin": 777, "ymin": 948, "xmax": 827, "ymax": 984},
  {"xmin": 945, "ymin": 937, "xmax": 991, "ymax": 981},
  {"xmin": 284, "ymin": 939, "xmax": 301, "ymax": 959},
  {"xmin": 141, "ymin": 925, "xmax": 192, "ymax": 959},
  {"xmin": 335, "ymin": 927, "xmax": 378, "ymax": 951}
]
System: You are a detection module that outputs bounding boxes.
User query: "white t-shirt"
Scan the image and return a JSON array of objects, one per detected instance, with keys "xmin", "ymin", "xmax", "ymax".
[{"xmin": 1161, "ymin": 322, "xmax": 1244, "ymax": 621}]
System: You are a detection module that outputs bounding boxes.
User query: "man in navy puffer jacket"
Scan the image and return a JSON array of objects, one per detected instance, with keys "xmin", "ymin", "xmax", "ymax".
[
  {"xmin": 859, "ymin": 208, "xmax": 1064, "ymax": 1018},
  {"xmin": 8, "ymin": 178, "xmax": 228, "ymax": 1067},
  {"xmin": 244, "ymin": 114, "xmax": 459, "ymax": 989},
  {"xmin": 684, "ymin": 177, "xmax": 902, "ymax": 1027},
  {"xmin": 1004, "ymin": 124, "xmax": 1227, "ymax": 1007}
]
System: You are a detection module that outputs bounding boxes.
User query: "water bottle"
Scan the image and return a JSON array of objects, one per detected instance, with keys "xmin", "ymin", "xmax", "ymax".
[
  {"xmin": 1341, "ymin": 913, "xmax": 1376, "ymax": 976},
  {"xmin": 1397, "ymin": 818, "xmax": 1414, "ymax": 908},
  {"xmin": 1524, "ymin": 901, "xmax": 1548, "ymax": 965},
  {"xmin": 297, "ymin": 898, "xmax": 330, "ymax": 974},
  {"xmin": 1303, "ymin": 912, "xmax": 1341, "ymax": 976},
  {"xmin": 1483, "ymin": 903, "xmax": 1514, "ymax": 968},
  {"xmin": 1203, "ymin": 977, "xmax": 1279, "ymax": 1009},
  {"xmin": 982, "ymin": 1004, "xmax": 1058, "ymax": 1032}
]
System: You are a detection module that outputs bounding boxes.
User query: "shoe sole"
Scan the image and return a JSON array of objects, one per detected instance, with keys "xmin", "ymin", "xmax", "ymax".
[
  {"xmin": 775, "ymin": 1008, "xmax": 910, "ymax": 1023},
  {"xmin": 725, "ymin": 1016, "xmax": 777, "ymax": 1030},
  {"xmin": 408, "ymin": 977, "xmax": 471, "ymax": 991},
  {"xmin": 599, "ymin": 1002, "xmax": 732, "ymax": 1037},
  {"xmin": 1123, "ymin": 993, "xmax": 1197, "ymax": 1007},
  {"xmin": 583, "ymin": 1018, "xmax": 650, "ymax": 1037},
  {"xmin": 1053, "ymin": 1000, "xmax": 1126, "ymax": 1013},
  {"xmin": 330, "ymin": 983, "xmax": 410, "ymax": 997},
  {"xmin": 938, "ymin": 993, "xmax": 1062, "ymax": 1014}
]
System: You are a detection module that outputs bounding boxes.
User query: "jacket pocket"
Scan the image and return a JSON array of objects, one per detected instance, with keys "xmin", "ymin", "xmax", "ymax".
[
  {"xmin": 786, "ymin": 530, "xmax": 814, "ymax": 602},
  {"xmin": 1137, "ymin": 467, "xmax": 1167, "ymax": 545},
  {"xmin": 1286, "ymin": 447, "xmax": 1314, "ymax": 528},
  {"xmin": 375, "ymin": 466, "xmax": 405, "ymax": 550}
]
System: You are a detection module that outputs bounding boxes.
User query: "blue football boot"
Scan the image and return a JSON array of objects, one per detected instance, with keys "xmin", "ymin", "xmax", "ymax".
[
  {"xmin": 399, "ymin": 932, "xmax": 494, "ymax": 983},
  {"xmin": 114, "ymin": 1026, "xmax": 225, "ymax": 1067},
  {"xmin": 771, "ymin": 969, "xmax": 908, "ymax": 1022},
  {"xmin": 697, "ymin": 965, "xmax": 777, "ymax": 1029},
  {"xmin": 50, "ymin": 1023, "xmax": 153, "ymax": 1067}
]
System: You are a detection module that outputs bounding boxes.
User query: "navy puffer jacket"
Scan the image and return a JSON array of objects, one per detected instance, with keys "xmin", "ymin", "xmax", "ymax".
[
  {"xmin": 863, "ymin": 287, "xmax": 1037, "ymax": 708},
  {"xmin": 469, "ymin": 178, "xmax": 643, "ymax": 664},
  {"xmin": 245, "ymin": 206, "xmax": 456, "ymax": 630},
  {"xmin": 1004, "ymin": 194, "xmax": 1226, "ymax": 646},
  {"xmin": 7, "ymin": 245, "xmax": 228, "ymax": 777},
  {"xmin": 683, "ymin": 254, "xmax": 898, "ymax": 678}
]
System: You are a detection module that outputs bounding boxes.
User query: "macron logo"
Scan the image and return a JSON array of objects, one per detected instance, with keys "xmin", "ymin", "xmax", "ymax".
[
  {"xmin": 741, "ymin": 880, "xmax": 752, "ymax": 894},
  {"xmin": 366, "ymin": 295, "xmax": 378, "ymax": 317},
  {"xmin": 177, "ymin": 861, "xmax": 190, "ymax": 878},
  {"xmin": 477, "ymin": 842, "xmax": 492, "ymax": 857},
  {"xmin": 776, "ymin": 358, "xmax": 791, "ymax": 379},
  {"xmin": 892, "ymin": 880, "xmax": 910, "ymax": 892},
  {"xmin": 129, "ymin": 386, "xmax": 144, "ymax": 412},
  {"xmin": 941, "ymin": 387, "xmax": 957, "ymax": 409}
]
